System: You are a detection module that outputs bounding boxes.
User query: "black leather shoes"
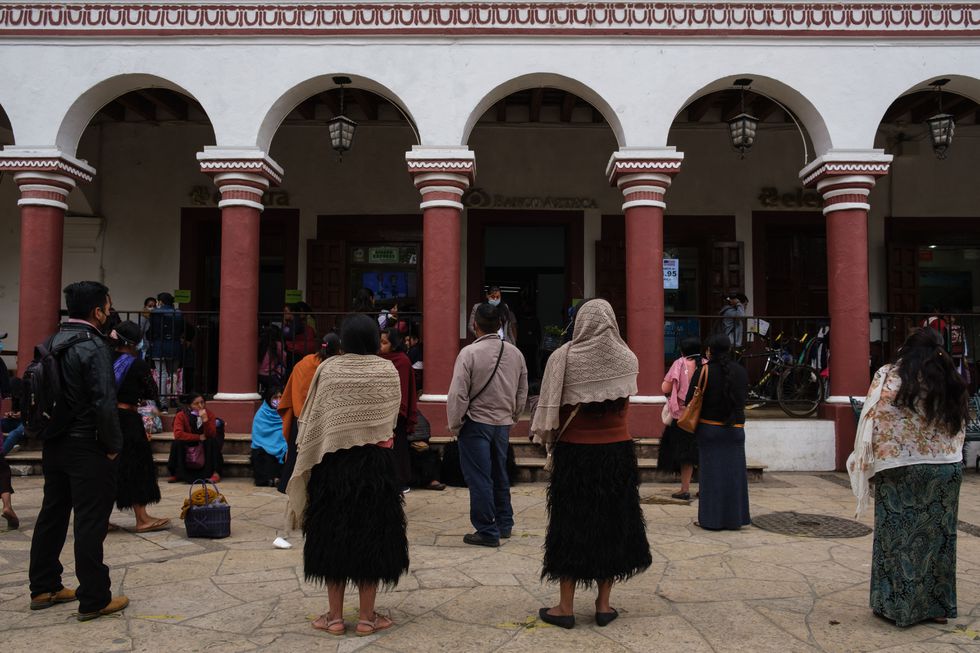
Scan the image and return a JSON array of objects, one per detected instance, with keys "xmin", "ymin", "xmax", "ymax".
[
  {"xmin": 463, "ymin": 532, "xmax": 500, "ymax": 547},
  {"xmin": 538, "ymin": 607, "xmax": 575, "ymax": 629},
  {"xmin": 500, "ymin": 530, "xmax": 512, "ymax": 539},
  {"xmin": 595, "ymin": 608, "xmax": 619, "ymax": 627}
]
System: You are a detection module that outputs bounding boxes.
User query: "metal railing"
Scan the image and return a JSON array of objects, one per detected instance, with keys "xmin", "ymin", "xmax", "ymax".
[{"xmin": 872, "ymin": 312, "xmax": 977, "ymax": 390}]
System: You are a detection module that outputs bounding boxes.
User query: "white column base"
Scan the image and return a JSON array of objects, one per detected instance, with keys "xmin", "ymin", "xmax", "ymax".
[
  {"xmin": 419, "ymin": 394, "xmax": 449, "ymax": 403},
  {"xmin": 629, "ymin": 395, "xmax": 667, "ymax": 404},
  {"xmin": 212, "ymin": 392, "xmax": 262, "ymax": 401}
]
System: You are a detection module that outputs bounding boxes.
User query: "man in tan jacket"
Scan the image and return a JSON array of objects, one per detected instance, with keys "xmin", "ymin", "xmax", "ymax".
[{"xmin": 448, "ymin": 303, "xmax": 528, "ymax": 547}]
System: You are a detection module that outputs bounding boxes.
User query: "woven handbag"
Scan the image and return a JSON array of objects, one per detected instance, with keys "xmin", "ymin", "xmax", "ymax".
[
  {"xmin": 184, "ymin": 480, "xmax": 231, "ymax": 539},
  {"xmin": 677, "ymin": 364, "xmax": 708, "ymax": 434}
]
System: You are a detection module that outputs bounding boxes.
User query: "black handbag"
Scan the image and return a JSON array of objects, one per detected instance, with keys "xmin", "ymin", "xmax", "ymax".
[{"xmin": 183, "ymin": 480, "xmax": 231, "ymax": 539}]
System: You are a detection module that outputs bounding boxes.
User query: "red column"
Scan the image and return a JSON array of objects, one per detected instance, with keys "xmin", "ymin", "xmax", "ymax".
[
  {"xmin": 802, "ymin": 154, "xmax": 891, "ymax": 469},
  {"xmin": 607, "ymin": 152, "xmax": 683, "ymax": 397},
  {"xmin": 406, "ymin": 151, "xmax": 475, "ymax": 398},
  {"xmin": 199, "ymin": 154, "xmax": 283, "ymax": 430},
  {"xmin": 0, "ymin": 157, "xmax": 95, "ymax": 373}
]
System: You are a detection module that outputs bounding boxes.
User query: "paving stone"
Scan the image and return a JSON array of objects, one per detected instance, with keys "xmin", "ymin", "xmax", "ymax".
[{"xmin": 1, "ymin": 473, "xmax": 979, "ymax": 651}]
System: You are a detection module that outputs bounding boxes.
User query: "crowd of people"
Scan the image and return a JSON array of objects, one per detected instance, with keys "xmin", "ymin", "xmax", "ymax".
[{"xmin": 0, "ymin": 279, "xmax": 970, "ymax": 632}]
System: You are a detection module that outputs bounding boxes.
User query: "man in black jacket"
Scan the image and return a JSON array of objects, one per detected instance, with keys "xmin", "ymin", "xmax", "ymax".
[{"xmin": 28, "ymin": 281, "xmax": 129, "ymax": 621}]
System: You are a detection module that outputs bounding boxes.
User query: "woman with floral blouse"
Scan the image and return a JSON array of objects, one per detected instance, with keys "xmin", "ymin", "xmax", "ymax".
[{"xmin": 849, "ymin": 327, "xmax": 969, "ymax": 627}]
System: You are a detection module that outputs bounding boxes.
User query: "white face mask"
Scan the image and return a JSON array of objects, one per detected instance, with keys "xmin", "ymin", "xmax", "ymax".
[{"xmin": 488, "ymin": 298, "xmax": 501, "ymax": 307}]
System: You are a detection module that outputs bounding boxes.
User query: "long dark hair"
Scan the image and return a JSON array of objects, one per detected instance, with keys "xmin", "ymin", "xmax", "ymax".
[
  {"xmin": 894, "ymin": 328, "xmax": 968, "ymax": 434},
  {"xmin": 340, "ymin": 313, "xmax": 380, "ymax": 355},
  {"xmin": 706, "ymin": 334, "xmax": 739, "ymax": 425}
]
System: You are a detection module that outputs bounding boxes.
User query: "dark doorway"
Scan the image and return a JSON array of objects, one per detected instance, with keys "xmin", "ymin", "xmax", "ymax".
[{"xmin": 753, "ymin": 212, "xmax": 828, "ymax": 316}]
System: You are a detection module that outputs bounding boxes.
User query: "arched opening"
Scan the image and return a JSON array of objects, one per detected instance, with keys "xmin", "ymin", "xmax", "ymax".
[
  {"xmin": 0, "ymin": 102, "xmax": 19, "ymax": 357},
  {"xmin": 70, "ymin": 83, "xmax": 218, "ymax": 402},
  {"xmin": 264, "ymin": 76, "xmax": 421, "ymax": 340},
  {"xmin": 464, "ymin": 80, "xmax": 622, "ymax": 382},
  {"xmin": 872, "ymin": 75, "xmax": 980, "ymax": 369},
  {"xmin": 662, "ymin": 76, "xmax": 827, "ymax": 374}
]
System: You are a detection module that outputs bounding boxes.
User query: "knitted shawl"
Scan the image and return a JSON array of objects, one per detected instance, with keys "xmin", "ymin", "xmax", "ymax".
[
  {"xmin": 285, "ymin": 354, "xmax": 401, "ymax": 528},
  {"xmin": 530, "ymin": 299, "xmax": 638, "ymax": 445}
]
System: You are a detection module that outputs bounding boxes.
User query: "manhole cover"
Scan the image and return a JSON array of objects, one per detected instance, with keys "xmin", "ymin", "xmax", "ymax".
[{"xmin": 751, "ymin": 511, "xmax": 871, "ymax": 538}]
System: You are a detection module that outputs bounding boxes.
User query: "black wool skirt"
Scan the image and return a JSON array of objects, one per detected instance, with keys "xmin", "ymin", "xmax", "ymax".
[
  {"xmin": 115, "ymin": 409, "xmax": 161, "ymax": 510},
  {"xmin": 542, "ymin": 440, "xmax": 652, "ymax": 588},
  {"xmin": 303, "ymin": 445, "xmax": 409, "ymax": 588},
  {"xmin": 657, "ymin": 420, "xmax": 699, "ymax": 471}
]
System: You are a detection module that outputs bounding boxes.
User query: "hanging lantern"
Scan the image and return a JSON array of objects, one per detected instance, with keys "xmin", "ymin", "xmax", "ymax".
[
  {"xmin": 328, "ymin": 76, "xmax": 357, "ymax": 160},
  {"xmin": 728, "ymin": 78, "xmax": 759, "ymax": 159},
  {"xmin": 926, "ymin": 79, "xmax": 954, "ymax": 160}
]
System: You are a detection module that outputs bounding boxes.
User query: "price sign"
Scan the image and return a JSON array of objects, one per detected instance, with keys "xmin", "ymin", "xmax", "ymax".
[{"xmin": 663, "ymin": 259, "xmax": 679, "ymax": 290}]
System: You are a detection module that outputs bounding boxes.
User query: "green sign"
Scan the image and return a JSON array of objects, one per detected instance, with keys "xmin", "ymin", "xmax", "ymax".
[
  {"xmin": 285, "ymin": 289, "xmax": 303, "ymax": 304},
  {"xmin": 368, "ymin": 246, "xmax": 399, "ymax": 264},
  {"xmin": 173, "ymin": 289, "xmax": 191, "ymax": 304}
]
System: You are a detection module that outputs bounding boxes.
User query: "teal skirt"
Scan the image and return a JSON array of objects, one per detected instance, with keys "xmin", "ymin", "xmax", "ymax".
[{"xmin": 870, "ymin": 463, "xmax": 961, "ymax": 627}]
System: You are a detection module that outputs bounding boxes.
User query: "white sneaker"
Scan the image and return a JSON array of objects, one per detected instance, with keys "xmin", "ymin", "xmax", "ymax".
[
  {"xmin": 272, "ymin": 537, "xmax": 292, "ymax": 549},
  {"xmin": 401, "ymin": 487, "xmax": 411, "ymax": 495}
]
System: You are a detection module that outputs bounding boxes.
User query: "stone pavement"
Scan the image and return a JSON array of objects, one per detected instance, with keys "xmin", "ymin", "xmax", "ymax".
[{"xmin": 3, "ymin": 473, "xmax": 980, "ymax": 652}]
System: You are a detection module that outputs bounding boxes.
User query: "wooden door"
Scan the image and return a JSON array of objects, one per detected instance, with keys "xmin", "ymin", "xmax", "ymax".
[
  {"xmin": 887, "ymin": 244, "xmax": 919, "ymax": 313},
  {"xmin": 709, "ymin": 242, "xmax": 745, "ymax": 311},
  {"xmin": 307, "ymin": 239, "xmax": 346, "ymax": 332},
  {"xmin": 595, "ymin": 239, "xmax": 626, "ymax": 334}
]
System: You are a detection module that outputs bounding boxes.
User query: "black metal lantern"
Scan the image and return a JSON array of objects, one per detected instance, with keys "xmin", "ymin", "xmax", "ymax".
[
  {"xmin": 728, "ymin": 78, "xmax": 759, "ymax": 159},
  {"xmin": 926, "ymin": 79, "xmax": 954, "ymax": 160},
  {"xmin": 328, "ymin": 76, "xmax": 357, "ymax": 160}
]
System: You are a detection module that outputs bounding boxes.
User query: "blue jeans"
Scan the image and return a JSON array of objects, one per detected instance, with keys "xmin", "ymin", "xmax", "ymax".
[
  {"xmin": 2, "ymin": 422, "xmax": 25, "ymax": 455},
  {"xmin": 457, "ymin": 420, "xmax": 513, "ymax": 540}
]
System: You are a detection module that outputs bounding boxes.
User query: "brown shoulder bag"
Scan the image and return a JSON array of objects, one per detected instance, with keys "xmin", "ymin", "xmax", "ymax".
[{"xmin": 677, "ymin": 364, "xmax": 708, "ymax": 434}]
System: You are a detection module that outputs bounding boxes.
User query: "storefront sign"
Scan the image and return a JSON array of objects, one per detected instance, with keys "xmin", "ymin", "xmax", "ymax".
[
  {"xmin": 188, "ymin": 185, "xmax": 290, "ymax": 207},
  {"xmin": 368, "ymin": 246, "xmax": 399, "ymax": 264},
  {"xmin": 173, "ymin": 289, "xmax": 191, "ymax": 304},
  {"xmin": 663, "ymin": 258, "xmax": 679, "ymax": 289},
  {"xmin": 758, "ymin": 187, "xmax": 821, "ymax": 209},
  {"xmin": 285, "ymin": 289, "xmax": 303, "ymax": 303},
  {"xmin": 463, "ymin": 188, "xmax": 598, "ymax": 210}
]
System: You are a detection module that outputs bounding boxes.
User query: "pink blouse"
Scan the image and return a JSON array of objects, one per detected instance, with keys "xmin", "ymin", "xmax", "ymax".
[{"xmin": 664, "ymin": 356, "xmax": 704, "ymax": 419}]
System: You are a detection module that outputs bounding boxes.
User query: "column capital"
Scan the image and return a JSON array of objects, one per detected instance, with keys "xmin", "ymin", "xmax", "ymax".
[
  {"xmin": 406, "ymin": 147, "xmax": 475, "ymax": 211},
  {"xmin": 606, "ymin": 148, "xmax": 683, "ymax": 211},
  {"xmin": 800, "ymin": 150, "xmax": 892, "ymax": 215},
  {"xmin": 0, "ymin": 148, "xmax": 96, "ymax": 210},
  {"xmin": 197, "ymin": 147, "xmax": 283, "ymax": 211}
]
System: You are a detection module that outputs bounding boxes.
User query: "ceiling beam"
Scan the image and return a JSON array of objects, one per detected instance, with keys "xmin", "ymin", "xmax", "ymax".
[
  {"xmin": 882, "ymin": 93, "xmax": 925, "ymax": 123},
  {"xmin": 560, "ymin": 92, "xmax": 576, "ymax": 122},
  {"xmin": 350, "ymin": 89, "xmax": 378, "ymax": 121},
  {"xmin": 529, "ymin": 88, "xmax": 544, "ymax": 122},
  {"xmin": 292, "ymin": 98, "xmax": 317, "ymax": 120},
  {"xmin": 685, "ymin": 95, "xmax": 715, "ymax": 122},
  {"xmin": 749, "ymin": 96, "xmax": 782, "ymax": 122},
  {"xmin": 495, "ymin": 99, "xmax": 507, "ymax": 122},
  {"xmin": 115, "ymin": 92, "xmax": 156, "ymax": 121},
  {"xmin": 97, "ymin": 101, "xmax": 126, "ymax": 122},
  {"xmin": 909, "ymin": 94, "xmax": 948, "ymax": 123},
  {"xmin": 140, "ymin": 89, "xmax": 188, "ymax": 120},
  {"xmin": 318, "ymin": 90, "xmax": 342, "ymax": 117}
]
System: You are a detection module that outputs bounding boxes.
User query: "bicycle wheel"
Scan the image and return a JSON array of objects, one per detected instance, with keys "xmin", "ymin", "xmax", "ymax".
[{"xmin": 777, "ymin": 365, "xmax": 823, "ymax": 417}]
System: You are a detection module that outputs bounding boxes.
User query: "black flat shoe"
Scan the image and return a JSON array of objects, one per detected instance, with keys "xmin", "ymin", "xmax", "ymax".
[
  {"xmin": 595, "ymin": 608, "xmax": 619, "ymax": 627},
  {"xmin": 463, "ymin": 532, "xmax": 500, "ymax": 548},
  {"xmin": 671, "ymin": 491, "xmax": 691, "ymax": 500},
  {"xmin": 539, "ymin": 607, "xmax": 575, "ymax": 629}
]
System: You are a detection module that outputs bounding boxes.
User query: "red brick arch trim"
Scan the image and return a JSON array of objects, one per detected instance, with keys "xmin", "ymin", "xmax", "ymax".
[{"xmin": 2, "ymin": 3, "xmax": 979, "ymax": 37}]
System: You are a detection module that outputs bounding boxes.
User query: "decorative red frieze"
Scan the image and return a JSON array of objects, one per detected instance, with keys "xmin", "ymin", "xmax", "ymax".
[
  {"xmin": 0, "ymin": 152, "xmax": 96, "ymax": 210},
  {"xmin": 1, "ymin": 3, "xmax": 979, "ymax": 37},
  {"xmin": 606, "ymin": 150, "xmax": 684, "ymax": 211},
  {"xmin": 406, "ymin": 149, "xmax": 476, "ymax": 211},
  {"xmin": 197, "ymin": 150, "xmax": 283, "ymax": 211},
  {"xmin": 800, "ymin": 152, "xmax": 892, "ymax": 215}
]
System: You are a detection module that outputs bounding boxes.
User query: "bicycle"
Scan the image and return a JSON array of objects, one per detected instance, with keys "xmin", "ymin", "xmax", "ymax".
[{"xmin": 737, "ymin": 332, "xmax": 824, "ymax": 418}]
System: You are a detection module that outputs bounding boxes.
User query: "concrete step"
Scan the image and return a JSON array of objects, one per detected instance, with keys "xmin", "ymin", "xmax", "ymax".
[{"xmin": 4, "ymin": 437, "xmax": 765, "ymax": 483}]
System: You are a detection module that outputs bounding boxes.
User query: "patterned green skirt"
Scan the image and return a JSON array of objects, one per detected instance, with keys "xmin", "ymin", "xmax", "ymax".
[{"xmin": 871, "ymin": 463, "xmax": 961, "ymax": 627}]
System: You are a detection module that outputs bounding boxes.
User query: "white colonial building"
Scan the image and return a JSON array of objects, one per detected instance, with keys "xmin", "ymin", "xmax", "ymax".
[{"xmin": 2, "ymin": 2, "xmax": 980, "ymax": 470}]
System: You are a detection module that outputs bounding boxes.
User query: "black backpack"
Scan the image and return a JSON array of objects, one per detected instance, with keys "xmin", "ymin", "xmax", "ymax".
[{"xmin": 21, "ymin": 331, "xmax": 92, "ymax": 440}]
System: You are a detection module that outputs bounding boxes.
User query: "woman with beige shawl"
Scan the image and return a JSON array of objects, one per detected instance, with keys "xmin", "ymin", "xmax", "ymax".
[
  {"xmin": 285, "ymin": 314, "xmax": 408, "ymax": 637},
  {"xmin": 530, "ymin": 299, "xmax": 652, "ymax": 630}
]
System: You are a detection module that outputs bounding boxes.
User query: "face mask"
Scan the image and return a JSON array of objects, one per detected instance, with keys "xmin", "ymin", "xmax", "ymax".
[
  {"xmin": 0, "ymin": 342, "xmax": 4, "ymax": 353},
  {"xmin": 488, "ymin": 298, "xmax": 501, "ymax": 307},
  {"xmin": 137, "ymin": 339, "xmax": 146, "ymax": 353},
  {"xmin": 271, "ymin": 399, "xmax": 280, "ymax": 408},
  {"xmin": 190, "ymin": 410, "xmax": 200, "ymax": 417}
]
